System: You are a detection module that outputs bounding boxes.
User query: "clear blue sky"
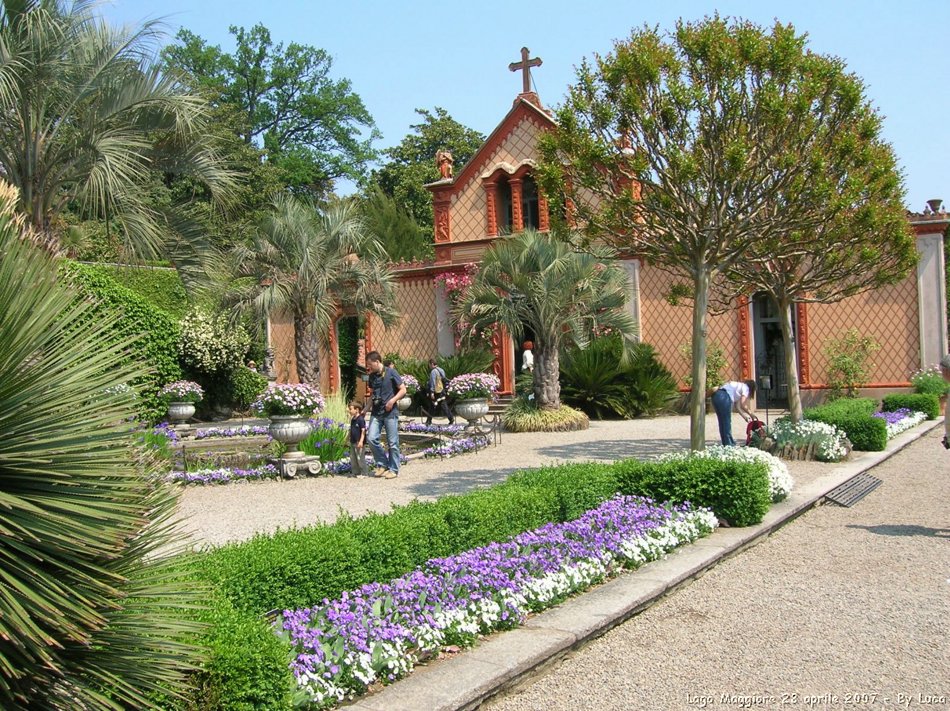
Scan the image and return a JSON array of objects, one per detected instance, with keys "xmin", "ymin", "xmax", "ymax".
[{"xmin": 103, "ymin": 0, "xmax": 948, "ymax": 211}]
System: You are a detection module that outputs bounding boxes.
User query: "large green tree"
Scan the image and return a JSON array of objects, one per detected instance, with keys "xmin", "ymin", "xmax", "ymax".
[
  {"xmin": 232, "ymin": 196, "xmax": 397, "ymax": 386},
  {"xmin": 538, "ymin": 16, "xmax": 905, "ymax": 448},
  {"xmin": 162, "ymin": 24, "xmax": 378, "ymax": 197},
  {"xmin": 0, "ymin": 0, "xmax": 234, "ymax": 258},
  {"xmin": 369, "ymin": 107, "xmax": 485, "ymax": 231},
  {"xmin": 0, "ymin": 183, "xmax": 204, "ymax": 707},
  {"xmin": 456, "ymin": 229, "xmax": 638, "ymax": 409}
]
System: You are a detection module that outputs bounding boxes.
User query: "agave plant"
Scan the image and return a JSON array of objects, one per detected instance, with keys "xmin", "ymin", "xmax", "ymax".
[{"xmin": 0, "ymin": 187, "xmax": 205, "ymax": 707}]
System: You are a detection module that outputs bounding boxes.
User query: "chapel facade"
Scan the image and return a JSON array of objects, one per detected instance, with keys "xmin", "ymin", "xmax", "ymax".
[{"xmin": 268, "ymin": 49, "xmax": 949, "ymax": 409}]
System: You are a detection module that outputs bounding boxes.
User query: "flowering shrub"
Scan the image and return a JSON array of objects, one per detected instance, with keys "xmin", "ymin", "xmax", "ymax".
[
  {"xmin": 166, "ymin": 464, "xmax": 280, "ymax": 486},
  {"xmin": 421, "ymin": 435, "xmax": 489, "ymax": 458},
  {"xmin": 253, "ymin": 384, "xmax": 325, "ymax": 417},
  {"xmin": 909, "ymin": 366, "xmax": 950, "ymax": 396},
  {"xmin": 280, "ymin": 495, "xmax": 716, "ymax": 706},
  {"xmin": 178, "ymin": 308, "xmax": 250, "ymax": 374},
  {"xmin": 659, "ymin": 444, "xmax": 793, "ymax": 502},
  {"xmin": 400, "ymin": 374, "xmax": 419, "ymax": 395},
  {"xmin": 433, "ymin": 265, "xmax": 477, "ymax": 301},
  {"xmin": 445, "ymin": 372, "xmax": 500, "ymax": 400},
  {"xmin": 768, "ymin": 418, "xmax": 851, "ymax": 462},
  {"xmin": 158, "ymin": 380, "xmax": 204, "ymax": 404},
  {"xmin": 872, "ymin": 408, "xmax": 927, "ymax": 438}
]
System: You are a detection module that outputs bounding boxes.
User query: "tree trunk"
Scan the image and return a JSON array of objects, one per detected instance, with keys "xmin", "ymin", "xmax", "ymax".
[
  {"xmin": 534, "ymin": 343, "xmax": 560, "ymax": 409},
  {"xmin": 777, "ymin": 296, "xmax": 804, "ymax": 422},
  {"xmin": 294, "ymin": 312, "xmax": 321, "ymax": 387},
  {"xmin": 689, "ymin": 269, "xmax": 711, "ymax": 451}
]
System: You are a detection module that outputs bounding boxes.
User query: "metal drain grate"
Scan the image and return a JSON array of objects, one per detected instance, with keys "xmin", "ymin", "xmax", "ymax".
[{"xmin": 825, "ymin": 472, "xmax": 883, "ymax": 507}]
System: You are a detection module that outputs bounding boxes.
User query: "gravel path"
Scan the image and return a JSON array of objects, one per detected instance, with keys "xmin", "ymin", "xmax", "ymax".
[
  {"xmin": 173, "ymin": 412, "xmax": 832, "ymax": 549},
  {"xmin": 486, "ymin": 427, "xmax": 950, "ymax": 711}
]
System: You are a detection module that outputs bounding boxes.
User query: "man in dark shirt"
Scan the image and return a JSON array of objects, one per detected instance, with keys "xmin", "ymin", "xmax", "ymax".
[{"xmin": 365, "ymin": 351, "xmax": 406, "ymax": 479}]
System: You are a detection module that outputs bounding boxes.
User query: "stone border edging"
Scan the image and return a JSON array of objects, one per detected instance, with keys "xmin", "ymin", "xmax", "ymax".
[{"xmin": 342, "ymin": 419, "xmax": 945, "ymax": 711}]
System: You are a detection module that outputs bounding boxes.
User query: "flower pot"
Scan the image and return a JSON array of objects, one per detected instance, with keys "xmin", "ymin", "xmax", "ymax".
[
  {"xmin": 268, "ymin": 415, "xmax": 312, "ymax": 453},
  {"xmin": 167, "ymin": 401, "xmax": 195, "ymax": 424},
  {"xmin": 454, "ymin": 397, "xmax": 489, "ymax": 426},
  {"xmin": 397, "ymin": 395, "xmax": 412, "ymax": 413}
]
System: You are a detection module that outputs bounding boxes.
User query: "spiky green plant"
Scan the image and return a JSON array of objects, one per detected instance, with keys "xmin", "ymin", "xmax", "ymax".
[
  {"xmin": 502, "ymin": 397, "xmax": 590, "ymax": 432},
  {"xmin": 0, "ymin": 189, "xmax": 205, "ymax": 707}
]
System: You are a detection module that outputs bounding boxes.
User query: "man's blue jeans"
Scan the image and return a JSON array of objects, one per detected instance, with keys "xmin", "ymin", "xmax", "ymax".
[
  {"xmin": 711, "ymin": 388, "xmax": 735, "ymax": 446},
  {"xmin": 367, "ymin": 412, "xmax": 400, "ymax": 474}
]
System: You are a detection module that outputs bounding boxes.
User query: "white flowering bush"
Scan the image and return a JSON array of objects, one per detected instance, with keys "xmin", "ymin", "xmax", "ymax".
[
  {"xmin": 446, "ymin": 372, "xmax": 500, "ymax": 399},
  {"xmin": 252, "ymin": 383, "xmax": 325, "ymax": 417},
  {"xmin": 659, "ymin": 444, "xmax": 793, "ymax": 502},
  {"xmin": 158, "ymin": 380, "xmax": 204, "ymax": 404},
  {"xmin": 177, "ymin": 308, "xmax": 250, "ymax": 374},
  {"xmin": 768, "ymin": 417, "xmax": 850, "ymax": 462}
]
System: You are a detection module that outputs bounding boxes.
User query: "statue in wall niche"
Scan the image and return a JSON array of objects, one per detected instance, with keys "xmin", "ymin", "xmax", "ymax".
[
  {"xmin": 263, "ymin": 347, "xmax": 276, "ymax": 380},
  {"xmin": 436, "ymin": 150, "xmax": 453, "ymax": 179}
]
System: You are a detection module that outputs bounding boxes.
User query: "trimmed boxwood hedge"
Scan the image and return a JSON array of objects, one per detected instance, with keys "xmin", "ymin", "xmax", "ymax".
[
  {"xmin": 180, "ymin": 456, "xmax": 772, "ymax": 708},
  {"xmin": 881, "ymin": 393, "xmax": 940, "ymax": 420},
  {"xmin": 804, "ymin": 398, "xmax": 887, "ymax": 451},
  {"xmin": 61, "ymin": 261, "xmax": 181, "ymax": 421}
]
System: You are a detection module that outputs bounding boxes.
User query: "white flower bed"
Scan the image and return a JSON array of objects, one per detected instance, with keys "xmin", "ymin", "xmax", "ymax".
[
  {"xmin": 658, "ymin": 445, "xmax": 793, "ymax": 502},
  {"xmin": 769, "ymin": 418, "xmax": 850, "ymax": 462},
  {"xmin": 881, "ymin": 410, "xmax": 927, "ymax": 438}
]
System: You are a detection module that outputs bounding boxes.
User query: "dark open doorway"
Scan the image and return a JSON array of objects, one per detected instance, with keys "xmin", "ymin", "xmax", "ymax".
[
  {"xmin": 751, "ymin": 294, "xmax": 797, "ymax": 410},
  {"xmin": 336, "ymin": 316, "xmax": 360, "ymax": 401}
]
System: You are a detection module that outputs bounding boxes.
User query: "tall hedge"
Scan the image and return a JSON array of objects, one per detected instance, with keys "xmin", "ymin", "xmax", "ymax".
[
  {"xmin": 90, "ymin": 263, "xmax": 189, "ymax": 318},
  {"xmin": 61, "ymin": 261, "xmax": 181, "ymax": 421}
]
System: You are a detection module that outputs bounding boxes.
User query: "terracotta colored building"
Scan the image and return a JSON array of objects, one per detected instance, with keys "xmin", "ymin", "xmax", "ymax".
[{"xmin": 270, "ymin": 54, "xmax": 949, "ymax": 409}]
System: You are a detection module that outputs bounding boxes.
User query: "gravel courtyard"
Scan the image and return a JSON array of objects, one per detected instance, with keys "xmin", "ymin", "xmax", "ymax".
[
  {"xmin": 486, "ymin": 427, "xmax": 950, "ymax": 710},
  {"xmin": 173, "ymin": 412, "xmax": 833, "ymax": 549}
]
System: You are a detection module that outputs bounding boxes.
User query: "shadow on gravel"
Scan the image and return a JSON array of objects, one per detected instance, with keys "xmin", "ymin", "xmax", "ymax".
[
  {"xmin": 405, "ymin": 466, "xmax": 522, "ymax": 498},
  {"xmin": 539, "ymin": 438, "xmax": 691, "ymax": 462},
  {"xmin": 847, "ymin": 524, "xmax": 950, "ymax": 538}
]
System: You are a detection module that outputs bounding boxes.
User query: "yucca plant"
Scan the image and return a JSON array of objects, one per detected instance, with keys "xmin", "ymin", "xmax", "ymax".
[{"xmin": 0, "ymin": 186, "xmax": 206, "ymax": 708}]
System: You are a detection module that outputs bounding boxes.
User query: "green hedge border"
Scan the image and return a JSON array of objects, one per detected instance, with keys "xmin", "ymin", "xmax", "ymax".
[
  {"xmin": 803, "ymin": 397, "xmax": 887, "ymax": 451},
  {"xmin": 178, "ymin": 455, "xmax": 771, "ymax": 708}
]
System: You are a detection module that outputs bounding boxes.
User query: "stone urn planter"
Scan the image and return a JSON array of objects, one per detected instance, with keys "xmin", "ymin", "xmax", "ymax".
[
  {"xmin": 397, "ymin": 395, "xmax": 413, "ymax": 413},
  {"xmin": 268, "ymin": 415, "xmax": 312, "ymax": 455},
  {"xmin": 167, "ymin": 401, "xmax": 196, "ymax": 424},
  {"xmin": 454, "ymin": 398, "xmax": 490, "ymax": 427}
]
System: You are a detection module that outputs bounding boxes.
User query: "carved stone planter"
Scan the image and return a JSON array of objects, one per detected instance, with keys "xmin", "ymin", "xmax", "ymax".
[
  {"xmin": 167, "ymin": 401, "xmax": 195, "ymax": 424},
  {"xmin": 268, "ymin": 415, "xmax": 312, "ymax": 455},
  {"xmin": 454, "ymin": 398, "xmax": 490, "ymax": 427}
]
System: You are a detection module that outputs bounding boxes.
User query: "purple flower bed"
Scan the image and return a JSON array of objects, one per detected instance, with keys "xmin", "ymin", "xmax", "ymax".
[
  {"xmin": 195, "ymin": 425, "xmax": 270, "ymax": 439},
  {"xmin": 873, "ymin": 407, "xmax": 912, "ymax": 425},
  {"xmin": 166, "ymin": 464, "xmax": 279, "ymax": 485},
  {"xmin": 420, "ymin": 435, "xmax": 489, "ymax": 458},
  {"xmin": 280, "ymin": 495, "xmax": 717, "ymax": 706},
  {"xmin": 400, "ymin": 422, "xmax": 466, "ymax": 436}
]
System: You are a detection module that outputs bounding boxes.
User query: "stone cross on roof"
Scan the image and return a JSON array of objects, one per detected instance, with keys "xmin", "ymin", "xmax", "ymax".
[{"xmin": 509, "ymin": 47, "xmax": 542, "ymax": 94}]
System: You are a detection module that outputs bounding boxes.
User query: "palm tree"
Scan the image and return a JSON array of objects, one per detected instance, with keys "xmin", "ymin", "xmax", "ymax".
[
  {"xmin": 0, "ymin": 182, "xmax": 204, "ymax": 707},
  {"xmin": 234, "ymin": 195, "xmax": 397, "ymax": 386},
  {"xmin": 0, "ymin": 0, "xmax": 234, "ymax": 257},
  {"xmin": 457, "ymin": 229, "xmax": 639, "ymax": 409}
]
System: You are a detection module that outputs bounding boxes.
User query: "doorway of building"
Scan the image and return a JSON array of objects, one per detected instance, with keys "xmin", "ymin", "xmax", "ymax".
[
  {"xmin": 336, "ymin": 316, "xmax": 360, "ymax": 400},
  {"xmin": 751, "ymin": 294, "xmax": 797, "ymax": 410},
  {"xmin": 513, "ymin": 327, "xmax": 536, "ymax": 396}
]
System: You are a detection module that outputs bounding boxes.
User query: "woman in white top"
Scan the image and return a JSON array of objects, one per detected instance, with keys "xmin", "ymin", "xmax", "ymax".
[
  {"xmin": 711, "ymin": 379, "xmax": 757, "ymax": 446},
  {"xmin": 521, "ymin": 341, "xmax": 534, "ymax": 373}
]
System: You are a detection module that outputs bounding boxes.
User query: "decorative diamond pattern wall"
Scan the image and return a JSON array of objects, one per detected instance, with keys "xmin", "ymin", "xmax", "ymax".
[
  {"xmin": 639, "ymin": 266, "xmax": 742, "ymax": 386},
  {"xmin": 806, "ymin": 276, "xmax": 919, "ymax": 385},
  {"xmin": 368, "ymin": 275, "xmax": 439, "ymax": 361}
]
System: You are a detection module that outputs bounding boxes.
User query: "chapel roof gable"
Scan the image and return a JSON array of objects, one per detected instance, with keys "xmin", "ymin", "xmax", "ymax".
[{"xmin": 426, "ymin": 96, "xmax": 555, "ymax": 195}]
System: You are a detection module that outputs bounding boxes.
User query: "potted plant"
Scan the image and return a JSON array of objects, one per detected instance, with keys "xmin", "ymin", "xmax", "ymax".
[
  {"xmin": 252, "ymin": 383, "xmax": 325, "ymax": 453},
  {"xmin": 159, "ymin": 380, "xmax": 204, "ymax": 423},
  {"xmin": 398, "ymin": 374, "xmax": 419, "ymax": 412},
  {"xmin": 447, "ymin": 372, "xmax": 500, "ymax": 425}
]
